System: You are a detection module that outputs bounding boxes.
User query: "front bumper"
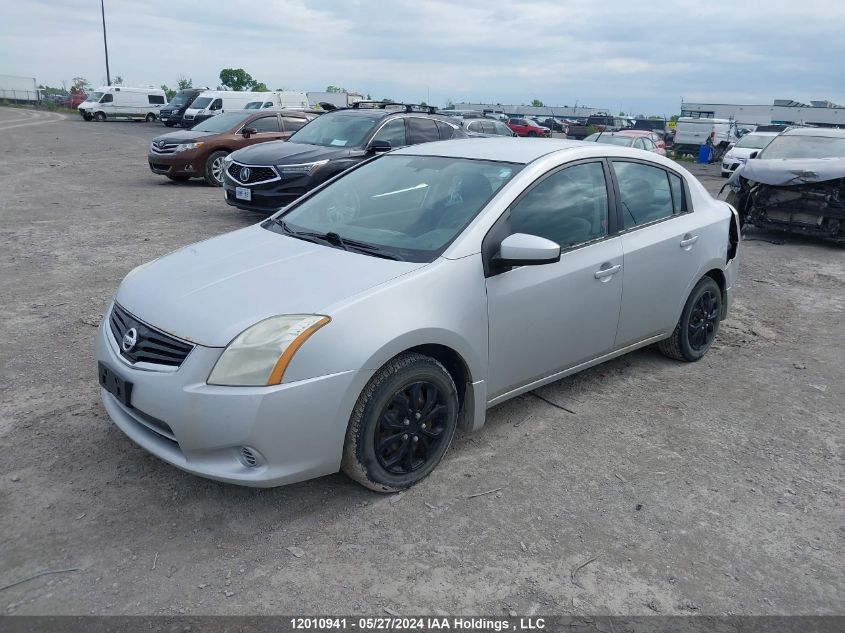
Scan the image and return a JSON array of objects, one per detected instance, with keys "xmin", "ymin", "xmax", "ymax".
[
  {"xmin": 95, "ymin": 307, "xmax": 367, "ymax": 487},
  {"xmin": 222, "ymin": 170, "xmax": 314, "ymax": 212},
  {"xmin": 159, "ymin": 110, "xmax": 184, "ymax": 125},
  {"xmin": 147, "ymin": 151, "xmax": 201, "ymax": 177}
]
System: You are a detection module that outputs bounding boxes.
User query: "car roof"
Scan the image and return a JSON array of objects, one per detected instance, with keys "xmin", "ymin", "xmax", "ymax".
[
  {"xmin": 613, "ymin": 130, "xmax": 653, "ymax": 137},
  {"xmin": 780, "ymin": 127, "xmax": 845, "ymax": 138},
  {"xmin": 392, "ymin": 138, "xmax": 589, "ymax": 164},
  {"xmin": 744, "ymin": 130, "xmax": 780, "ymax": 137}
]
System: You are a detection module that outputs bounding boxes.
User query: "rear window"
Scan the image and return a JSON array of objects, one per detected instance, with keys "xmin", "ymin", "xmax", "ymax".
[
  {"xmin": 436, "ymin": 120, "xmax": 455, "ymax": 140},
  {"xmin": 633, "ymin": 120, "xmax": 665, "ymax": 131}
]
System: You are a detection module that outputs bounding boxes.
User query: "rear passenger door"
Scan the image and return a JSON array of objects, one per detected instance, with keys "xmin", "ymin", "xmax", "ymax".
[
  {"xmin": 406, "ymin": 117, "xmax": 440, "ymax": 145},
  {"xmin": 612, "ymin": 160, "xmax": 703, "ymax": 346}
]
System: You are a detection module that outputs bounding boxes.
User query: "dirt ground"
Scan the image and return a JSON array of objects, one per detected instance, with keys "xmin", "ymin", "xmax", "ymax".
[{"xmin": 0, "ymin": 107, "xmax": 842, "ymax": 616}]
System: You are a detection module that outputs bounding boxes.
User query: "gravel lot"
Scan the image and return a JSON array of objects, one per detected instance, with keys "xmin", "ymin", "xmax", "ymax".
[{"xmin": 1, "ymin": 107, "xmax": 842, "ymax": 616}]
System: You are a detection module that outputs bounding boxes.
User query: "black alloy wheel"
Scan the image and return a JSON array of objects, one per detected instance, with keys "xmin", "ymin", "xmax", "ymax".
[
  {"xmin": 375, "ymin": 381, "xmax": 448, "ymax": 475},
  {"xmin": 688, "ymin": 288, "xmax": 720, "ymax": 351}
]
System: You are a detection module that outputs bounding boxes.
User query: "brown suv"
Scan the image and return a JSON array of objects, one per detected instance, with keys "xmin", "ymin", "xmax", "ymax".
[{"xmin": 148, "ymin": 109, "xmax": 321, "ymax": 186}]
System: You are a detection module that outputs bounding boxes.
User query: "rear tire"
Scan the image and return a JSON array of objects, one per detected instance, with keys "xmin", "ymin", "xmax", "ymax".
[
  {"xmin": 204, "ymin": 151, "xmax": 228, "ymax": 186},
  {"xmin": 527, "ymin": 131, "xmax": 537, "ymax": 137},
  {"xmin": 342, "ymin": 353, "xmax": 459, "ymax": 493},
  {"xmin": 145, "ymin": 113, "xmax": 156, "ymax": 123},
  {"xmin": 659, "ymin": 277, "xmax": 722, "ymax": 362},
  {"xmin": 94, "ymin": 112, "xmax": 106, "ymax": 122}
]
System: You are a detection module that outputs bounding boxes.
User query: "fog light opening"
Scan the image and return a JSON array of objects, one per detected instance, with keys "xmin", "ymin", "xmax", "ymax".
[{"xmin": 238, "ymin": 446, "xmax": 261, "ymax": 468}]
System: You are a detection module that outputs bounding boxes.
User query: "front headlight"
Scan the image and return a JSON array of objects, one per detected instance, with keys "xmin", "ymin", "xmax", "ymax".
[
  {"xmin": 175, "ymin": 142, "xmax": 204, "ymax": 153},
  {"xmin": 207, "ymin": 315, "xmax": 330, "ymax": 386},
  {"xmin": 276, "ymin": 160, "xmax": 329, "ymax": 176}
]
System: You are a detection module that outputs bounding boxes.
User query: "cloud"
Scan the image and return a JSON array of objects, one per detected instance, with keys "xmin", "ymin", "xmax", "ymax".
[{"xmin": 2, "ymin": 0, "xmax": 843, "ymax": 113}]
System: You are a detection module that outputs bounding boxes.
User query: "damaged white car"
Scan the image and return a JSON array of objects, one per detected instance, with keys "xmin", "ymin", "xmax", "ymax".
[{"xmin": 726, "ymin": 127, "xmax": 845, "ymax": 241}]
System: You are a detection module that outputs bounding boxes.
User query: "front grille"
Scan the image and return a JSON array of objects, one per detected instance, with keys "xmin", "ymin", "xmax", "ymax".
[
  {"xmin": 150, "ymin": 142, "xmax": 178, "ymax": 155},
  {"xmin": 109, "ymin": 303, "xmax": 193, "ymax": 368},
  {"xmin": 227, "ymin": 162, "xmax": 278, "ymax": 184}
]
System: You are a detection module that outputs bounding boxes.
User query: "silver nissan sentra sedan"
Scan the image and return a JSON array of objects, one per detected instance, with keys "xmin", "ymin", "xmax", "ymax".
[{"xmin": 97, "ymin": 138, "xmax": 740, "ymax": 492}]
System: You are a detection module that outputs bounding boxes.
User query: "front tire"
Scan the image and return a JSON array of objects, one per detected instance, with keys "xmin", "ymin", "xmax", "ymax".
[
  {"xmin": 204, "ymin": 151, "xmax": 228, "ymax": 186},
  {"xmin": 659, "ymin": 277, "xmax": 722, "ymax": 362},
  {"xmin": 94, "ymin": 111, "xmax": 106, "ymax": 122},
  {"xmin": 164, "ymin": 122, "xmax": 175, "ymax": 127},
  {"xmin": 342, "ymin": 353, "xmax": 459, "ymax": 493}
]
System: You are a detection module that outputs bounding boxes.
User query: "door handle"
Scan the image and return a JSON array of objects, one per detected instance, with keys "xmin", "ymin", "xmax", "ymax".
[
  {"xmin": 680, "ymin": 234, "xmax": 699, "ymax": 248},
  {"xmin": 594, "ymin": 264, "xmax": 622, "ymax": 279}
]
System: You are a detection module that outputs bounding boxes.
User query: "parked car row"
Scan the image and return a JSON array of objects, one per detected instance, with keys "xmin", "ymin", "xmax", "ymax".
[
  {"xmin": 76, "ymin": 86, "xmax": 310, "ymax": 124},
  {"xmin": 583, "ymin": 129, "xmax": 666, "ymax": 155}
]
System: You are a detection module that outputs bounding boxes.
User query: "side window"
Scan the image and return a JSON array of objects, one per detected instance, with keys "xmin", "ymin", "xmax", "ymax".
[
  {"xmin": 372, "ymin": 118, "xmax": 407, "ymax": 148},
  {"xmin": 668, "ymin": 172, "xmax": 685, "ymax": 214},
  {"xmin": 100, "ymin": 93, "xmax": 113, "ymax": 103},
  {"xmin": 495, "ymin": 122, "xmax": 513, "ymax": 136},
  {"xmin": 407, "ymin": 117, "xmax": 439, "ymax": 144},
  {"xmin": 510, "ymin": 162, "xmax": 609, "ymax": 249},
  {"xmin": 210, "ymin": 98, "xmax": 222, "ymax": 110},
  {"xmin": 435, "ymin": 120, "xmax": 454, "ymax": 140},
  {"xmin": 633, "ymin": 138, "xmax": 646, "ymax": 150},
  {"xmin": 467, "ymin": 121, "xmax": 481, "ymax": 132},
  {"xmin": 251, "ymin": 116, "xmax": 281, "ymax": 132},
  {"xmin": 282, "ymin": 116, "xmax": 307, "ymax": 132},
  {"xmin": 612, "ymin": 161, "xmax": 678, "ymax": 229},
  {"xmin": 480, "ymin": 121, "xmax": 496, "ymax": 134},
  {"xmin": 148, "ymin": 95, "xmax": 165, "ymax": 105}
]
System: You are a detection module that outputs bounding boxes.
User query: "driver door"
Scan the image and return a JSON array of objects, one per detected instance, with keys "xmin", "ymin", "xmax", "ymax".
[{"xmin": 485, "ymin": 161, "xmax": 624, "ymax": 399}]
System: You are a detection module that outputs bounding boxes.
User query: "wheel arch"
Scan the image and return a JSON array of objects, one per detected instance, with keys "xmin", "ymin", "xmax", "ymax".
[
  {"xmin": 703, "ymin": 267, "xmax": 728, "ymax": 318},
  {"xmin": 360, "ymin": 332, "xmax": 484, "ymax": 433}
]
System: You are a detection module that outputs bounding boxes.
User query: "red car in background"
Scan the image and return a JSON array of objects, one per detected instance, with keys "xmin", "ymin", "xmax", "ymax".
[
  {"xmin": 506, "ymin": 118, "xmax": 551, "ymax": 137},
  {"xmin": 62, "ymin": 93, "xmax": 87, "ymax": 108}
]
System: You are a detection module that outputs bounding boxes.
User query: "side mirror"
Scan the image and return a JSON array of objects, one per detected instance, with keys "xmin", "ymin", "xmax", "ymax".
[
  {"xmin": 369, "ymin": 139, "xmax": 392, "ymax": 153},
  {"xmin": 494, "ymin": 233, "xmax": 561, "ymax": 267},
  {"xmin": 241, "ymin": 127, "xmax": 257, "ymax": 138},
  {"xmin": 749, "ymin": 151, "xmax": 759, "ymax": 159}
]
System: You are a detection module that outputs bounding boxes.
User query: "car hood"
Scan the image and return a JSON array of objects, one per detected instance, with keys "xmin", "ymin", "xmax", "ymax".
[
  {"xmin": 725, "ymin": 147, "xmax": 756, "ymax": 161},
  {"xmin": 115, "ymin": 224, "xmax": 426, "ymax": 347},
  {"xmin": 736, "ymin": 157, "xmax": 845, "ymax": 186},
  {"xmin": 231, "ymin": 141, "xmax": 357, "ymax": 166},
  {"xmin": 151, "ymin": 130, "xmax": 218, "ymax": 144}
]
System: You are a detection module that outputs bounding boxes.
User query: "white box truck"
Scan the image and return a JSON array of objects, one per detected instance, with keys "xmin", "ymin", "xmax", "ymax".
[
  {"xmin": 243, "ymin": 91, "xmax": 309, "ymax": 110},
  {"xmin": 0, "ymin": 75, "xmax": 39, "ymax": 103},
  {"xmin": 673, "ymin": 117, "xmax": 739, "ymax": 156},
  {"xmin": 78, "ymin": 86, "xmax": 167, "ymax": 122}
]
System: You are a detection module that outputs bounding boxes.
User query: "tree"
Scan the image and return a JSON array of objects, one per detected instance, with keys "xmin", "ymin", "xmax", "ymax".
[
  {"xmin": 113, "ymin": 75, "xmax": 124, "ymax": 85},
  {"xmin": 176, "ymin": 76, "xmax": 192, "ymax": 90},
  {"xmin": 219, "ymin": 68, "xmax": 254, "ymax": 91},
  {"xmin": 252, "ymin": 81, "xmax": 269, "ymax": 91},
  {"xmin": 71, "ymin": 77, "xmax": 90, "ymax": 94},
  {"xmin": 161, "ymin": 84, "xmax": 176, "ymax": 100},
  {"xmin": 38, "ymin": 84, "xmax": 66, "ymax": 96},
  {"xmin": 531, "ymin": 99, "xmax": 544, "ymax": 107},
  {"xmin": 618, "ymin": 111, "xmax": 625, "ymax": 116},
  {"xmin": 326, "ymin": 85, "xmax": 346, "ymax": 93}
]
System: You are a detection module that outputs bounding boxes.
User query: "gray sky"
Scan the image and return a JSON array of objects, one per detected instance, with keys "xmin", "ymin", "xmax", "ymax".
[{"xmin": 3, "ymin": 0, "xmax": 843, "ymax": 115}]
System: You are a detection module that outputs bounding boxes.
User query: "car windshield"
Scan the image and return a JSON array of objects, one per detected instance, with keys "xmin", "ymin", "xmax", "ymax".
[
  {"xmin": 271, "ymin": 155, "xmax": 521, "ymax": 262},
  {"xmin": 734, "ymin": 134, "xmax": 775, "ymax": 150},
  {"xmin": 191, "ymin": 97, "xmax": 212, "ymax": 109},
  {"xmin": 191, "ymin": 112, "xmax": 249, "ymax": 132},
  {"xmin": 759, "ymin": 135, "xmax": 845, "ymax": 159},
  {"xmin": 585, "ymin": 133, "xmax": 633, "ymax": 146},
  {"xmin": 288, "ymin": 112, "xmax": 381, "ymax": 147},
  {"xmin": 168, "ymin": 93, "xmax": 192, "ymax": 107},
  {"xmin": 244, "ymin": 102, "xmax": 262, "ymax": 109},
  {"xmin": 88, "ymin": 92, "xmax": 104, "ymax": 101},
  {"xmin": 493, "ymin": 122, "xmax": 512, "ymax": 135}
]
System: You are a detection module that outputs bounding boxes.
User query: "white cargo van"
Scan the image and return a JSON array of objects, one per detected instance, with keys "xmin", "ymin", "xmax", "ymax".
[
  {"xmin": 182, "ymin": 91, "xmax": 286, "ymax": 125},
  {"xmin": 78, "ymin": 86, "xmax": 166, "ymax": 122},
  {"xmin": 243, "ymin": 91, "xmax": 309, "ymax": 110},
  {"xmin": 673, "ymin": 117, "xmax": 739, "ymax": 154}
]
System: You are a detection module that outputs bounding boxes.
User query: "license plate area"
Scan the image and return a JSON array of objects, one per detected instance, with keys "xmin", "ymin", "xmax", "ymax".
[
  {"xmin": 98, "ymin": 361, "xmax": 133, "ymax": 407},
  {"xmin": 235, "ymin": 186, "xmax": 252, "ymax": 201}
]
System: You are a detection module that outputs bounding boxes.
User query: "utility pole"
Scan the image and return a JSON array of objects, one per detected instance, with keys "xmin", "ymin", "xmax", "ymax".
[{"xmin": 101, "ymin": 0, "xmax": 111, "ymax": 86}]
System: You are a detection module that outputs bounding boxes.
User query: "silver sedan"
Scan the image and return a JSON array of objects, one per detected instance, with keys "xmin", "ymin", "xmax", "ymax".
[{"xmin": 96, "ymin": 139, "xmax": 741, "ymax": 492}]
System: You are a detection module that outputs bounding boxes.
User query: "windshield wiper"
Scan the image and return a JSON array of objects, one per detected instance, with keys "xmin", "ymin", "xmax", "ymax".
[{"xmin": 272, "ymin": 219, "xmax": 404, "ymax": 260}]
